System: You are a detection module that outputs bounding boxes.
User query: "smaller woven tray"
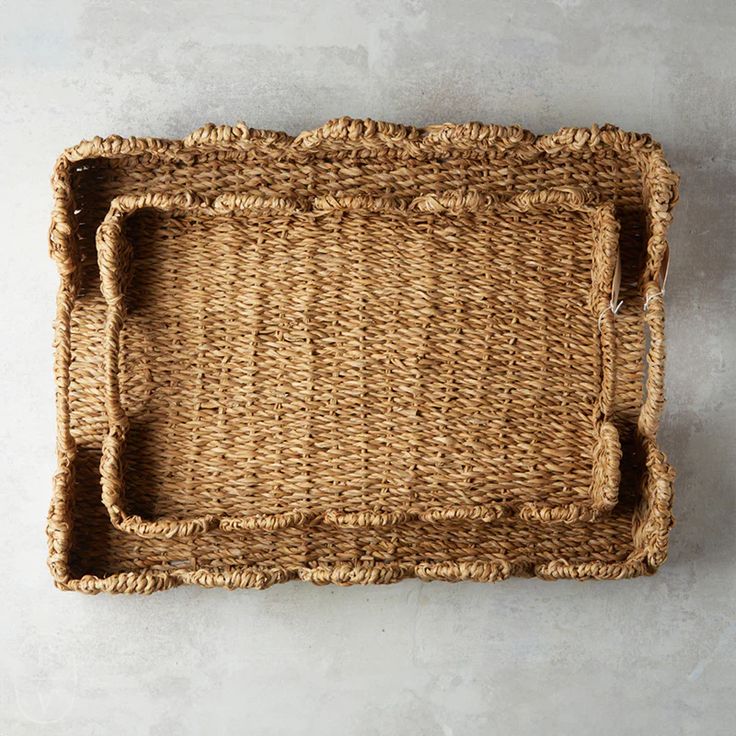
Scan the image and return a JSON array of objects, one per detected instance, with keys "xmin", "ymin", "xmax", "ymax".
[{"xmin": 97, "ymin": 186, "xmax": 621, "ymax": 538}]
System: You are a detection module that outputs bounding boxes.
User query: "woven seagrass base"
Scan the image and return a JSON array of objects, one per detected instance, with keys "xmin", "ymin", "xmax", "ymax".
[
  {"xmin": 98, "ymin": 188, "xmax": 621, "ymax": 536},
  {"xmin": 48, "ymin": 118, "xmax": 678, "ymax": 593}
]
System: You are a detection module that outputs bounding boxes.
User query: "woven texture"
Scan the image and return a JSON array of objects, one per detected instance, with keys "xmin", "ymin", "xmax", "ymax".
[
  {"xmin": 98, "ymin": 188, "xmax": 621, "ymax": 536},
  {"xmin": 47, "ymin": 118, "xmax": 678, "ymax": 593}
]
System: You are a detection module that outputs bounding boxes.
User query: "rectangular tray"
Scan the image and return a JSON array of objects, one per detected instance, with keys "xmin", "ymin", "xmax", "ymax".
[
  {"xmin": 97, "ymin": 188, "xmax": 621, "ymax": 538},
  {"xmin": 47, "ymin": 118, "xmax": 678, "ymax": 592}
]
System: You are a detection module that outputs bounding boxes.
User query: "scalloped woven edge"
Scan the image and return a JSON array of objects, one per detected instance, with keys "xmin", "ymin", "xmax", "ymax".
[{"xmin": 47, "ymin": 118, "xmax": 679, "ymax": 592}]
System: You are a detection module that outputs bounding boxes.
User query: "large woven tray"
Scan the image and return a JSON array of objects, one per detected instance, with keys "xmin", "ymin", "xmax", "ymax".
[
  {"xmin": 97, "ymin": 188, "xmax": 621, "ymax": 537},
  {"xmin": 48, "ymin": 118, "xmax": 678, "ymax": 592}
]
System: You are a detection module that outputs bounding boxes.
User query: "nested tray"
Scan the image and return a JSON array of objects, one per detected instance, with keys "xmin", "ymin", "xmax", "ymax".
[
  {"xmin": 47, "ymin": 119, "xmax": 678, "ymax": 592},
  {"xmin": 97, "ymin": 188, "xmax": 621, "ymax": 537}
]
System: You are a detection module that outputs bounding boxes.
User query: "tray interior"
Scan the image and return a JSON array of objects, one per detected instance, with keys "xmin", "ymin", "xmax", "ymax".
[{"xmin": 98, "ymin": 189, "xmax": 620, "ymax": 537}]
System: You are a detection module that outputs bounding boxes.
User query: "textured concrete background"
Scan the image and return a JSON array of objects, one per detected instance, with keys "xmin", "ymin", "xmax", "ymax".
[{"xmin": 1, "ymin": 0, "xmax": 734, "ymax": 733}]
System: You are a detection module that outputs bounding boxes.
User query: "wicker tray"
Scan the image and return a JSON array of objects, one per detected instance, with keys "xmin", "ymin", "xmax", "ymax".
[
  {"xmin": 97, "ymin": 188, "xmax": 621, "ymax": 537},
  {"xmin": 47, "ymin": 118, "xmax": 678, "ymax": 592}
]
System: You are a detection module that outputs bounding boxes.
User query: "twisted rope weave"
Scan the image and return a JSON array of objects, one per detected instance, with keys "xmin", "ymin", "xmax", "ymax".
[
  {"xmin": 97, "ymin": 188, "xmax": 621, "ymax": 536},
  {"xmin": 47, "ymin": 118, "xmax": 678, "ymax": 592}
]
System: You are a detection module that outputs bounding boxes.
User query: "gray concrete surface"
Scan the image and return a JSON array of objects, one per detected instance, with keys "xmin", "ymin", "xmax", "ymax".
[{"xmin": 0, "ymin": 0, "xmax": 734, "ymax": 733}]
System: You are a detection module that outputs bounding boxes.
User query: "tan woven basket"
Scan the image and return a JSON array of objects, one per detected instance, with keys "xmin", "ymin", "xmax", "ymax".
[
  {"xmin": 47, "ymin": 118, "xmax": 678, "ymax": 593},
  {"xmin": 97, "ymin": 188, "xmax": 621, "ymax": 537}
]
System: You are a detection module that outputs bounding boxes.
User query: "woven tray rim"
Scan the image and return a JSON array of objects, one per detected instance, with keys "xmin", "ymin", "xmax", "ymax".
[
  {"xmin": 50, "ymin": 118, "xmax": 676, "ymax": 284},
  {"xmin": 47, "ymin": 118, "xmax": 679, "ymax": 591},
  {"xmin": 97, "ymin": 187, "xmax": 622, "ymax": 538}
]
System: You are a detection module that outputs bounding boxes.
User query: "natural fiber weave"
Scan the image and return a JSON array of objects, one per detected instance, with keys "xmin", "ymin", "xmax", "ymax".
[
  {"xmin": 98, "ymin": 188, "xmax": 621, "ymax": 536},
  {"xmin": 47, "ymin": 118, "xmax": 678, "ymax": 592}
]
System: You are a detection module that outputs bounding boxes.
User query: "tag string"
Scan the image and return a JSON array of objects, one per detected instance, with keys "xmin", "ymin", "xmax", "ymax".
[
  {"xmin": 598, "ymin": 299, "xmax": 623, "ymax": 332},
  {"xmin": 643, "ymin": 289, "xmax": 665, "ymax": 311},
  {"xmin": 645, "ymin": 249, "xmax": 670, "ymax": 311}
]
